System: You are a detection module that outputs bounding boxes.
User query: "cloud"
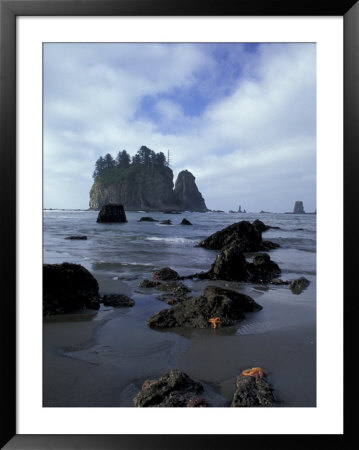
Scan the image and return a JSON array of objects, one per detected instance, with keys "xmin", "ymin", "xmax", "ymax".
[{"xmin": 43, "ymin": 43, "xmax": 316, "ymax": 212}]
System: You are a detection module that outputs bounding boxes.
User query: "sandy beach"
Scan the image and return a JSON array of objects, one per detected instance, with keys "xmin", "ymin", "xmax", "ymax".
[{"xmin": 43, "ymin": 272, "xmax": 316, "ymax": 407}]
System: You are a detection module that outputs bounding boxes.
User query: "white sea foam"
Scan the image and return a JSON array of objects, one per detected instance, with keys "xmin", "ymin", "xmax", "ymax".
[{"xmin": 145, "ymin": 236, "xmax": 196, "ymax": 245}]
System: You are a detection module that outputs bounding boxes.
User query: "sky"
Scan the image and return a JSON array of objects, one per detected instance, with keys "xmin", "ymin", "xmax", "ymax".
[{"xmin": 43, "ymin": 42, "xmax": 316, "ymax": 212}]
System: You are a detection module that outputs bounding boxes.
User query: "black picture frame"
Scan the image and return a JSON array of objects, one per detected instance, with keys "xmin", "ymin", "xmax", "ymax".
[{"xmin": 1, "ymin": 0, "xmax": 357, "ymax": 448}]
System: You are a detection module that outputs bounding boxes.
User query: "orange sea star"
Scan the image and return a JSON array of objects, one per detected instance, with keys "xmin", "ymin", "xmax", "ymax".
[
  {"xmin": 208, "ymin": 317, "xmax": 221, "ymax": 329},
  {"xmin": 241, "ymin": 367, "xmax": 267, "ymax": 380}
]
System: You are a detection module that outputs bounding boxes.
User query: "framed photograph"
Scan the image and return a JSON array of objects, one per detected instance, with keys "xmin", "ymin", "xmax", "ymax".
[{"xmin": 1, "ymin": 0, "xmax": 357, "ymax": 448}]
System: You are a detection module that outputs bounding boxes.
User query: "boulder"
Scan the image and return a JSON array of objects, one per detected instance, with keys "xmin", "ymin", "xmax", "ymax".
[
  {"xmin": 246, "ymin": 253, "xmax": 281, "ymax": 283},
  {"xmin": 147, "ymin": 285, "xmax": 262, "ymax": 329},
  {"xmin": 231, "ymin": 373, "xmax": 277, "ymax": 407},
  {"xmin": 152, "ymin": 267, "xmax": 179, "ymax": 281},
  {"xmin": 133, "ymin": 370, "xmax": 206, "ymax": 407},
  {"xmin": 160, "ymin": 219, "xmax": 172, "ymax": 225},
  {"xmin": 181, "ymin": 218, "xmax": 192, "ymax": 225},
  {"xmin": 252, "ymin": 219, "xmax": 280, "ymax": 232},
  {"xmin": 97, "ymin": 203, "xmax": 127, "ymax": 223},
  {"xmin": 64, "ymin": 235, "xmax": 87, "ymax": 240},
  {"xmin": 155, "ymin": 281, "xmax": 191, "ymax": 305},
  {"xmin": 43, "ymin": 263, "xmax": 101, "ymax": 315},
  {"xmin": 289, "ymin": 277, "xmax": 310, "ymax": 294},
  {"xmin": 252, "ymin": 219, "xmax": 270, "ymax": 232},
  {"xmin": 102, "ymin": 294, "xmax": 135, "ymax": 307},
  {"xmin": 208, "ymin": 243, "xmax": 248, "ymax": 281},
  {"xmin": 197, "ymin": 220, "xmax": 277, "ymax": 252},
  {"xmin": 139, "ymin": 279, "xmax": 161, "ymax": 288},
  {"xmin": 186, "ymin": 246, "xmax": 280, "ymax": 284}
]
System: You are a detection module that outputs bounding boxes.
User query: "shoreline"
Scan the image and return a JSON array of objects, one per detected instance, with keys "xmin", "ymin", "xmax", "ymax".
[{"xmin": 43, "ymin": 271, "xmax": 316, "ymax": 407}]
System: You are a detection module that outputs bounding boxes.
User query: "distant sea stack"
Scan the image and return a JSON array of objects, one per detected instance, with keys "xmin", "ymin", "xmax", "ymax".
[
  {"xmin": 174, "ymin": 170, "xmax": 208, "ymax": 212},
  {"xmin": 293, "ymin": 201, "xmax": 305, "ymax": 214},
  {"xmin": 89, "ymin": 146, "xmax": 208, "ymax": 212}
]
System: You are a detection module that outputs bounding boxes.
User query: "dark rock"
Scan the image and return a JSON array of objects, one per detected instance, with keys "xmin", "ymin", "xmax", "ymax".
[
  {"xmin": 133, "ymin": 370, "xmax": 205, "ymax": 407},
  {"xmin": 156, "ymin": 294, "xmax": 186, "ymax": 305},
  {"xmin": 208, "ymin": 243, "xmax": 248, "ymax": 281},
  {"xmin": 187, "ymin": 246, "xmax": 280, "ymax": 284},
  {"xmin": 139, "ymin": 279, "xmax": 161, "ymax": 288},
  {"xmin": 198, "ymin": 220, "xmax": 277, "ymax": 252},
  {"xmin": 43, "ymin": 263, "xmax": 101, "ymax": 315},
  {"xmin": 156, "ymin": 281, "xmax": 191, "ymax": 305},
  {"xmin": 174, "ymin": 170, "xmax": 208, "ymax": 212},
  {"xmin": 270, "ymin": 278, "xmax": 289, "ymax": 285},
  {"xmin": 231, "ymin": 374, "xmax": 277, "ymax": 407},
  {"xmin": 147, "ymin": 285, "xmax": 262, "ymax": 329},
  {"xmin": 246, "ymin": 253, "xmax": 281, "ymax": 283},
  {"xmin": 138, "ymin": 217, "xmax": 158, "ymax": 222},
  {"xmin": 160, "ymin": 219, "xmax": 172, "ymax": 225},
  {"xmin": 293, "ymin": 201, "xmax": 305, "ymax": 214},
  {"xmin": 181, "ymin": 218, "xmax": 192, "ymax": 225},
  {"xmin": 102, "ymin": 294, "xmax": 135, "ymax": 307},
  {"xmin": 186, "ymin": 396, "xmax": 208, "ymax": 407},
  {"xmin": 262, "ymin": 240, "xmax": 280, "ymax": 250},
  {"xmin": 163, "ymin": 210, "xmax": 181, "ymax": 214},
  {"xmin": 64, "ymin": 235, "xmax": 87, "ymax": 240},
  {"xmin": 97, "ymin": 204, "xmax": 127, "ymax": 223},
  {"xmin": 156, "ymin": 281, "xmax": 190, "ymax": 294},
  {"xmin": 289, "ymin": 277, "xmax": 310, "ymax": 294},
  {"xmin": 252, "ymin": 219, "xmax": 280, "ymax": 232},
  {"xmin": 252, "ymin": 219, "xmax": 269, "ymax": 232},
  {"xmin": 152, "ymin": 267, "xmax": 179, "ymax": 281}
]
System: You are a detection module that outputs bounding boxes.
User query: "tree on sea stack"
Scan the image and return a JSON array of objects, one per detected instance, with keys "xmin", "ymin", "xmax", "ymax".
[{"xmin": 97, "ymin": 203, "xmax": 127, "ymax": 223}]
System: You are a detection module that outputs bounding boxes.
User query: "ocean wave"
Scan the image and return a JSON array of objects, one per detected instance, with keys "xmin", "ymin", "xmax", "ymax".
[{"xmin": 145, "ymin": 237, "xmax": 196, "ymax": 245}]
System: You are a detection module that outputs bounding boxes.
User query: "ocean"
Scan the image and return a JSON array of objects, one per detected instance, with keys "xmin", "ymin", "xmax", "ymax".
[
  {"xmin": 43, "ymin": 210, "xmax": 316, "ymax": 282},
  {"xmin": 43, "ymin": 210, "xmax": 316, "ymax": 407}
]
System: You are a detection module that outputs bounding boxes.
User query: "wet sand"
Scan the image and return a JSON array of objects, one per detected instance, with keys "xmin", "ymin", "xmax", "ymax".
[{"xmin": 43, "ymin": 273, "xmax": 316, "ymax": 407}]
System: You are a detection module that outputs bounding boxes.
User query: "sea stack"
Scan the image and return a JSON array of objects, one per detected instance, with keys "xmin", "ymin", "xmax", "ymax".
[
  {"xmin": 97, "ymin": 203, "xmax": 127, "ymax": 223},
  {"xmin": 293, "ymin": 201, "xmax": 305, "ymax": 214},
  {"xmin": 174, "ymin": 170, "xmax": 208, "ymax": 212}
]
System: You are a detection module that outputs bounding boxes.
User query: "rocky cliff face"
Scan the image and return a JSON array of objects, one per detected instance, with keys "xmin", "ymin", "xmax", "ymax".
[
  {"xmin": 174, "ymin": 170, "xmax": 208, "ymax": 212},
  {"xmin": 89, "ymin": 166, "xmax": 207, "ymax": 212}
]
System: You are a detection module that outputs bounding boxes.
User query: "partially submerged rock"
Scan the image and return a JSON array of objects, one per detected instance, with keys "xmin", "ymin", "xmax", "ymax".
[
  {"xmin": 252, "ymin": 219, "xmax": 280, "ymax": 232},
  {"xmin": 197, "ymin": 220, "xmax": 278, "ymax": 253},
  {"xmin": 147, "ymin": 285, "xmax": 262, "ymax": 329},
  {"xmin": 97, "ymin": 203, "xmax": 127, "ymax": 223},
  {"xmin": 246, "ymin": 253, "xmax": 281, "ymax": 283},
  {"xmin": 231, "ymin": 372, "xmax": 277, "ymax": 407},
  {"xmin": 181, "ymin": 218, "xmax": 192, "ymax": 225},
  {"xmin": 102, "ymin": 294, "xmax": 135, "ymax": 307},
  {"xmin": 43, "ymin": 263, "xmax": 101, "ymax": 315},
  {"xmin": 252, "ymin": 219, "xmax": 270, "ymax": 232},
  {"xmin": 64, "ymin": 235, "xmax": 87, "ymax": 240},
  {"xmin": 160, "ymin": 219, "xmax": 172, "ymax": 225},
  {"xmin": 138, "ymin": 217, "xmax": 158, "ymax": 222},
  {"xmin": 133, "ymin": 370, "xmax": 206, "ymax": 407},
  {"xmin": 152, "ymin": 267, "xmax": 180, "ymax": 281},
  {"xmin": 208, "ymin": 243, "xmax": 248, "ymax": 281},
  {"xmin": 187, "ymin": 247, "xmax": 281, "ymax": 283},
  {"xmin": 289, "ymin": 277, "xmax": 310, "ymax": 294}
]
